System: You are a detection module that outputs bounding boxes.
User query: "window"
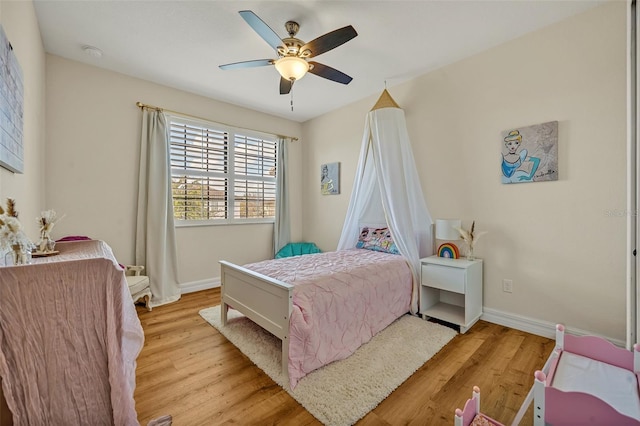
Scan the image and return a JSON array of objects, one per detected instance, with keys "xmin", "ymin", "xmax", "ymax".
[{"xmin": 168, "ymin": 115, "xmax": 277, "ymax": 225}]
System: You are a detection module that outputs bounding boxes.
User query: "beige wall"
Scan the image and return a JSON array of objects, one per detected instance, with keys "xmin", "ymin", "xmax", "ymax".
[
  {"xmin": 45, "ymin": 55, "xmax": 303, "ymax": 284},
  {"xmin": 0, "ymin": 0, "xmax": 46, "ymax": 239},
  {"xmin": 302, "ymin": 2, "xmax": 627, "ymax": 340}
]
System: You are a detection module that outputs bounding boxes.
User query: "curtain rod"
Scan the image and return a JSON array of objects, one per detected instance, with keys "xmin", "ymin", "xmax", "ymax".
[{"xmin": 135, "ymin": 101, "xmax": 299, "ymax": 142}]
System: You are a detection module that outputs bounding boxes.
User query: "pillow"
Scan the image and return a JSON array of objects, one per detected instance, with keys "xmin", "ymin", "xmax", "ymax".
[
  {"xmin": 356, "ymin": 226, "xmax": 400, "ymax": 255},
  {"xmin": 55, "ymin": 235, "xmax": 92, "ymax": 242}
]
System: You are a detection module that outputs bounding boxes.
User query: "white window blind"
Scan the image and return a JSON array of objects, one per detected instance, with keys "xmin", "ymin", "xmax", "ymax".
[{"xmin": 168, "ymin": 115, "xmax": 277, "ymax": 224}]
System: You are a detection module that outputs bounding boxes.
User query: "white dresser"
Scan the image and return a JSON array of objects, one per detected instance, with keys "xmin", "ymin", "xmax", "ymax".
[{"xmin": 420, "ymin": 255, "xmax": 483, "ymax": 333}]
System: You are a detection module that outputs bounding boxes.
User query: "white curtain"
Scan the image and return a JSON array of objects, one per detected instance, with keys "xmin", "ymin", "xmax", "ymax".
[
  {"xmin": 135, "ymin": 108, "xmax": 181, "ymax": 307},
  {"xmin": 274, "ymin": 137, "xmax": 290, "ymax": 256},
  {"xmin": 337, "ymin": 104, "xmax": 433, "ymax": 315}
]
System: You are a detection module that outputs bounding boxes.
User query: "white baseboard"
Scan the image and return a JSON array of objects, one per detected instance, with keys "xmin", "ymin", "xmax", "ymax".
[
  {"xmin": 481, "ymin": 307, "xmax": 556, "ymax": 339},
  {"xmin": 180, "ymin": 277, "xmax": 220, "ymax": 294},
  {"xmin": 481, "ymin": 307, "xmax": 625, "ymax": 347}
]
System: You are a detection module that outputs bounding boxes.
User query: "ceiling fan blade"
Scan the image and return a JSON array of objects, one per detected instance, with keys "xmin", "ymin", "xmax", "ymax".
[
  {"xmin": 280, "ymin": 77, "xmax": 293, "ymax": 95},
  {"xmin": 308, "ymin": 61, "xmax": 353, "ymax": 85},
  {"xmin": 219, "ymin": 59, "xmax": 274, "ymax": 70},
  {"xmin": 300, "ymin": 26, "xmax": 357, "ymax": 58},
  {"xmin": 239, "ymin": 10, "xmax": 283, "ymax": 52}
]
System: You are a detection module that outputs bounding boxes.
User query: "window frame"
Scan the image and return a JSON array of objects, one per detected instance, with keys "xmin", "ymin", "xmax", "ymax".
[{"xmin": 167, "ymin": 114, "xmax": 277, "ymax": 227}]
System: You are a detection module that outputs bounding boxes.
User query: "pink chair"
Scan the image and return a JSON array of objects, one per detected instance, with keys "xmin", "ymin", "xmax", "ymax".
[{"xmin": 454, "ymin": 386, "xmax": 504, "ymax": 426}]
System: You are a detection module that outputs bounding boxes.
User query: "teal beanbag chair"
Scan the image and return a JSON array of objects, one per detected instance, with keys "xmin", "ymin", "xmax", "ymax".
[{"xmin": 275, "ymin": 242, "xmax": 322, "ymax": 259}]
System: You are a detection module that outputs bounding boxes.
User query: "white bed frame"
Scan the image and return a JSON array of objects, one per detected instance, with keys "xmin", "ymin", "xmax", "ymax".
[{"xmin": 219, "ymin": 260, "xmax": 294, "ymax": 383}]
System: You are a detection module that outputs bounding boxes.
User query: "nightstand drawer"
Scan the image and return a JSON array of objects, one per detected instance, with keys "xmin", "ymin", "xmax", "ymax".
[{"xmin": 421, "ymin": 264, "xmax": 465, "ymax": 293}]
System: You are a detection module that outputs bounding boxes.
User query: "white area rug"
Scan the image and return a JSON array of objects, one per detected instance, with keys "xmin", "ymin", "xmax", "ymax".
[{"xmin": 199, "ymin": 305, "xmax": 457, "ymax": 426}]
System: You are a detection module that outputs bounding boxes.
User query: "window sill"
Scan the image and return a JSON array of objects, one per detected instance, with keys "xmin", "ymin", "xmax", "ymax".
[{"xmin": 174, "ymin": 220, "xmax": 275, "ymax": 228}]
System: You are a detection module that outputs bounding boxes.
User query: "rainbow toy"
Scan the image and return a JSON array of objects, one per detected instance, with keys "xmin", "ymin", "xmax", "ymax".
[{"xmin": 438, "ymin": 243, "xmax": 460, "ymax": 259}]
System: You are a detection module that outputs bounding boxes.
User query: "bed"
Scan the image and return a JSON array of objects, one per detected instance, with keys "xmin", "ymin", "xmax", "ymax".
[
  {"xmin": 220, "ymin": 247, "xmax": 413, "ymax": 388},
  {"xmin": 529, "ymin": 324, "xmax": 640, "ymax": 425},
  {"xmin": 454, "ymin": 386, "xmax": 504, "ymax": 426}
]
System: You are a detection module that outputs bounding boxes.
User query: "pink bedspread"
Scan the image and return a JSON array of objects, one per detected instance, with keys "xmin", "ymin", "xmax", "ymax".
[
  {"xmin": 0, "ymin": 240, "xmax": 144, "ymax": 425},
  {"xmin": 244, "ymin": 248, "xmax": 412, "ymax": 388}
]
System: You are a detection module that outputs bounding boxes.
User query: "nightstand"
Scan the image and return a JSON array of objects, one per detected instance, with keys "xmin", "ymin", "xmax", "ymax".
[{"xmin": 420, "ymin": 255, "xmax": 483, "ymax": 333}]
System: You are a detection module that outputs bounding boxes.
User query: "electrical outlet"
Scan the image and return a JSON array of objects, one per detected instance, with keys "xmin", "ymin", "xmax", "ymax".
[{"xmin": 503, "ymin": 279, "xmax": 513, "ymax": 293}]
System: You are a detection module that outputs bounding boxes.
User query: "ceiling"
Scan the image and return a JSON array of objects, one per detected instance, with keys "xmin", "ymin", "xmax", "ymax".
[{"xmin": 33, "ymin": 0, "xmax": 605, "ymax": 123}]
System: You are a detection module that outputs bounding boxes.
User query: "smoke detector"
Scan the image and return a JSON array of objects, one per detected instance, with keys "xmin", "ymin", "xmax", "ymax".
[{"xmin": 81, "ymin": 45, "xmax": 103, "ymax": 59}]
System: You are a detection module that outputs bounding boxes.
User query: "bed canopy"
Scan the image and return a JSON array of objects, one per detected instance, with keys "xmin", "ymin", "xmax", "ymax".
[{"xmin": 337, "ymin": 89, "xmax": 433, "ymax": 314}]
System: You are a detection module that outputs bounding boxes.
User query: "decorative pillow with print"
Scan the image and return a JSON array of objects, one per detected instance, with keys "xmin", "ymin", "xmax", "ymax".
[{"xmin": 356, "ymin": 226, "xmax": 400, "ymax": 255}]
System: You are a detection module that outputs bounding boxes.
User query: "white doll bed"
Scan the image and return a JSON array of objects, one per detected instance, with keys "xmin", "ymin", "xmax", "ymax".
[
  {"xmin": 513, "ymin": 324, "xmax": 640, "ymax": 425},
  {"xmin": 454, "ymin": 386, "xmax": 504, "ymax": 426}
]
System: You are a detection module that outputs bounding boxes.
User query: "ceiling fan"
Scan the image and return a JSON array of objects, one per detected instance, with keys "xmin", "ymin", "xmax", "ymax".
[{"xmin": 219, "ymin": 10, "xmax": 358, "ymax": 95}]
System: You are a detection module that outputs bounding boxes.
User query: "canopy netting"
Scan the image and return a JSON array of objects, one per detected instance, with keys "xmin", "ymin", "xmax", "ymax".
[{"xmin": 337, "ymin": 90, "xmax": 433, "ymax": 314}]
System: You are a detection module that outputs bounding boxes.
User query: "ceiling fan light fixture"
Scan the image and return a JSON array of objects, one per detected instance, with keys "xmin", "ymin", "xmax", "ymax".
[{"xmin": 275, "ymin": 56, "xmax": 309, "ymax": 81}]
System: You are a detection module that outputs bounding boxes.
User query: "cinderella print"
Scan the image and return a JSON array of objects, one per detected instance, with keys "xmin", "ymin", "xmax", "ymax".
[{"xmin": 501, "ymin": 129, "xmax": 540, "ymax": 183}]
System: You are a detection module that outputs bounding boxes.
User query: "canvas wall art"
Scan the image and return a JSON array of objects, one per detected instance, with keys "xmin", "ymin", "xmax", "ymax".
[
  {"xmin": 0, "ymin": 25, "xmax": 24, "ymax": 174},
  {"xmin": 501, "ymin": 121, "xmax": 558, "ymax": 184},
  {"xmin": 321, "ymin": 162, "xmax": 340, "ymax": 195}
]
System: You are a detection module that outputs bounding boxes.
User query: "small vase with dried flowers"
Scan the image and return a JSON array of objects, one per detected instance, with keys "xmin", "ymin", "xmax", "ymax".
[
  {"xmin": 0, "ymin": 198, "xmax": 33, "ymax": 265},
  {"xmin": 454, "ymin": 221, "xmax": 487, "ymax": 261},
  {"xmin": 37, "ymin": 210, "xmax": 64, "ymax": 253}
]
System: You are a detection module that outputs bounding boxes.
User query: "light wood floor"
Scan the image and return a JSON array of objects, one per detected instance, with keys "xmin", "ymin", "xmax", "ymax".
[{"xmin": 134, "ymin": 289, "xmax": 554, "ymax": 425}]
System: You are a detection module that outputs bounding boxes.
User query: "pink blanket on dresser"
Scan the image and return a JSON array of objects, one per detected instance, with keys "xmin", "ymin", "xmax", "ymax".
[
  {"xmin": 0, "ymin": 240, "xmax": 143, "ymax": 425},
  {"xmin": 244, "ymin": 248, "xmax": 412, "ymax": 388}
]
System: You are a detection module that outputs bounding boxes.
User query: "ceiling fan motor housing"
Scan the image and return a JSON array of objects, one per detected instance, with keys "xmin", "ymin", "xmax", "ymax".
[
  {"xmin": 277, "ymin": 22, "xmax": 312, "ymax": 58},
  {"xmin": 277, "ymin": 39, "xmax": 306, "ymax": 59}
]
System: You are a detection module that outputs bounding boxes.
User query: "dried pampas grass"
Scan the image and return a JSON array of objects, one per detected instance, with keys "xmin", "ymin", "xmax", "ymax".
[
  {"xmin": 37, "ymin": 210, "xmax": 64, "ymax": 233},
  {"xmin": 6, "ymin": 198, "xmax": 18, "ymax": 218},
  {"xmin": 0, "ymin": 198, "xmax": 31, "ymax": 253},
  {"xmin": 455, "ymin": 221, "xmax": 487, "ymax": 247}
]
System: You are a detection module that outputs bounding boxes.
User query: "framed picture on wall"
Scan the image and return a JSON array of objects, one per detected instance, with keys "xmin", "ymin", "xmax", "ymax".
[
  {"xmin": 501, "ymin": 121, "xmax": 558, "ymax": 184},
  {"xmin": 321, "ymin": 162, "xmax": 340, "ymax": 195},
  {"xmin": 0, "ymin": 25, "xmax": 24, "ymax": 174}
]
